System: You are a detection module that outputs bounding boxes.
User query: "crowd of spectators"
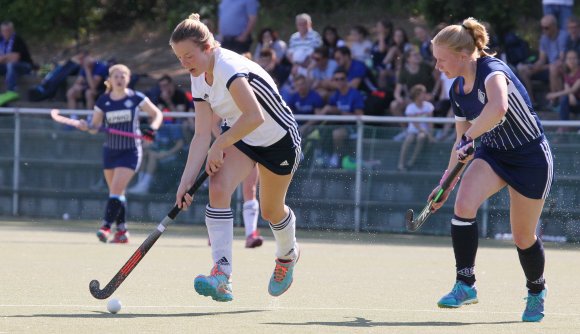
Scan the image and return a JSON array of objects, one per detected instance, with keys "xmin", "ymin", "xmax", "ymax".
[{"xmin": 2, "ymin": 2, "xmax": 580, "ymax": 179}]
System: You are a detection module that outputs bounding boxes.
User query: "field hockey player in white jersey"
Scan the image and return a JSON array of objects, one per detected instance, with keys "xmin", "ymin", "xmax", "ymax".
[
  {"xmin": 78, "ymin": 64, "xmax": 163, "ymax": 243},
  {"xmin": 170, "ymin": 13, "xmax": 302, "ymax": 302},
  {"xmin": 430, "ymin": 17, "xmax": 554, "ymax": 322}
]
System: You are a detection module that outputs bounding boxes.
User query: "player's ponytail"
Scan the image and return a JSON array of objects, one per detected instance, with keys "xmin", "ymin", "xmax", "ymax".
[
  {"xmin": 170, "ymin": 13, "xmax": 220, "ymax": 49},
  {"xmin": 432, "ymin": 17, "xmax": 495, "ymax": 57}
]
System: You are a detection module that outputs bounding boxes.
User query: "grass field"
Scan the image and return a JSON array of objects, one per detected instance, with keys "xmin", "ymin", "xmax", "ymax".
[{"xmin": 0, "ymin": 219, "xmax": 579, "ymax": 334}]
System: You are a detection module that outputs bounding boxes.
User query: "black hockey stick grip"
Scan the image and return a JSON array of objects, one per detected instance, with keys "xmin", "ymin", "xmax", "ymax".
[{"xmin": 89, "ymin": 171, "xmax": 208, "ymax": 299}]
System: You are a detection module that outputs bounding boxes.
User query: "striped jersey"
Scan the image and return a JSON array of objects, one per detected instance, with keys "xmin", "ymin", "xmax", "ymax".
[
  {"xmin": 95, "ymin": 89, "xmax": 147, "ymax": 150},
  {"xmin": 451, "ymin": 56, "xmax": 544, "ymax": 151},
  {"xmin": 191, "ymin": 47, "xmax": 300, "ymax": 148}
]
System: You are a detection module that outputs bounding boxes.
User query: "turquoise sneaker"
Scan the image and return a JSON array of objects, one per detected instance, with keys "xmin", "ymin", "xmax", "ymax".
[
  {"xmin": 268, "ymin": 244, "xmax": 300, "ymax": 297},
  {"xmin": 194, "ymin": 264, "xmax": 233, "ymax": 302},
  {"xmin": 522, "ymin": 289, "xmax": 547, "ymax": 322},
  {"xmin": 437, "ymin": 281, "xmax": 478, "ymax": 308}
]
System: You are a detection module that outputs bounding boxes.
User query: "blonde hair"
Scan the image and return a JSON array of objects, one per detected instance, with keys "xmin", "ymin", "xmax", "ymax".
[
  {"xmin": 431, "ymin": 17, "xmax": 495, "ymax": 57},
  {"xmin": 104, "ymin": 64, "xmax": 131, "ymax": 93},
  {"xmin": 170, "ymin": 13, "xmax": 220, "ymax": 49}
]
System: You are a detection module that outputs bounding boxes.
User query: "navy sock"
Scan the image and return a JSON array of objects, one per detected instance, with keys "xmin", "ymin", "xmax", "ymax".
[
  {"xmin": 451, "ymin": 215, "xmax": 478, "ymax": 286},
  {"xmin": 517, "ymin": 238, "xmax": 546, "ymax": 294},
  {"xmin": 103, "ymin": 197, "xmax": 123, "ymax": 229},
  {"xmin": 116, "ymin": 197, "xmax": 127, "ymax": 231}
]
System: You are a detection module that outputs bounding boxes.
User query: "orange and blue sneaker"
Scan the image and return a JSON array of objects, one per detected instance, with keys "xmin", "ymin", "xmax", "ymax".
[
  {"xmin": 96, "ymin": 226, "xmax": 111, "ymax": 243},
  {"xmin": 194, "ymin": 264, "xmax": 233, "ymax": 302},
  {"xmin": 522, "ymin": 289, "xmax": 547, "ymax": 322},
  {"xmin": 110, "ymin": 230, "xmax": 129, "ymax": 244},
  {"xmin": 437, "ymin": 281, "xmax": 478, "ymax": 308},
  {"xmin": 268, "ymin": 244, "xmax": 300, "ymax": 297}
]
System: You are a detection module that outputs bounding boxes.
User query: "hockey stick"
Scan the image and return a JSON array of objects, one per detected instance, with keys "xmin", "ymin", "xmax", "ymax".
[
  {"xmin": 89, "ymin": 170, "xmax": 209, "ymax": 299},
  {"xmin": 50, "ymin": 108, "xmax": 151, "ymax": 141},
  {"xmin": 406, "ymin": 147, "xmax": 474, "ymax": 232}
]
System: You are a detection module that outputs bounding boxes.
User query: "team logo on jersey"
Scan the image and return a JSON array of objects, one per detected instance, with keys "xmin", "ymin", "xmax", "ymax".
[
  {"xmin": 124, "ymin": 100, "xmax": 134, "ymax": 108},
  {"xmin": 106, "ymin": 109, "xmax": 132, "ymax": 124},
  {"xmin": 280, "ymin": 160, "xmax": 289, "ymax": 166},
  {"xmin": 478, "ymin": 89, "xmax": 486, "ymax": 104}
]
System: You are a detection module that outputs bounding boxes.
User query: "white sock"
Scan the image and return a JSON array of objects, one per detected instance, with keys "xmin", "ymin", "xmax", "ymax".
[
  {"xmin": 243, "ymin": 199, "xmax": 259, "ymax": 237},
  {"xmin": 269, "ymin": 207, "xmax": 297, "ymax": 260},
  {"xmin": 205, "ymin": 205, "xmax": 233, "ymax": 276}
]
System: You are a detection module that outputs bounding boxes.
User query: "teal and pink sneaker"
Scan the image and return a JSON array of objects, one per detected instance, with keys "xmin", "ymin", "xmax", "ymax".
[
  {"xmin": 437, "ymin": 281, "xmax": 478, "ymax": 308},
  {"xmin": 268, "ymin": 244, "xmax": 300, "ymax": 297},
  {"xmin": 96, "ymin": 227, "xmax": 110, "ymax": 243},
  {"xmin": 522, "ymin": 289, "xmax": 547, "ymax": 322},
  {"xmin": 194, "ymin": 264, "xmax": 233, "ymax": 302},
  {"xmin": 110, "ymin": 230, "xmax": 129, "ymax": 244}
]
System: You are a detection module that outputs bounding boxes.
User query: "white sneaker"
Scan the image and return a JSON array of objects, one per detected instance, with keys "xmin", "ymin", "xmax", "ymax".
[{"xmin": 128, "ymin": 181, "xmax": 149, "ymax": 194}]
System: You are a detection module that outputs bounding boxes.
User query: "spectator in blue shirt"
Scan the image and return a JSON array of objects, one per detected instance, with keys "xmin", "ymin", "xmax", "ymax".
[
  {"xmin": 320, "ymin": 68, "xmax": 364, "ymax": 167},
  {"xmin": 0, "ymin": 21, "xmax": 33, "ymax": 105},
  {"xmin": 333, "ymin": 46, "xmax": 367, "ymax": 90},
  {"xmin": 218, "ymin": 0, "xmax": 259, "ymax": 54},
  {"xmin": 66, "ymin": 51, "xmax": 109, "ymax": 110},
  {"xmin": 284, "ymin": 75, "xmax": 325, "ymax": 136}
]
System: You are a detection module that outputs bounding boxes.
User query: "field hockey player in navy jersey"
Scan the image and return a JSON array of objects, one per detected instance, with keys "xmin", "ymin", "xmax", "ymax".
[
  {"xmin": 78, "ymin": 64, "xmax": 163, "ymax": 243},
  {"xmin": 429, "ymin": 17, "xmax": 554, "ymax": 322}
]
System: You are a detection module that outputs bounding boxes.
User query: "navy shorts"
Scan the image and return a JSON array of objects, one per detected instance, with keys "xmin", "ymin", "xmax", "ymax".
[
  {"xmin": 103, "ymin": 146, "xmax": 142, "ymax": 171},
  {"xmin": 475, "ymin": 136, "xmax": 554, "ymax": 199},
  {"xmin": 223, "ymin": 127, "xmax": 301, "ymax": 175}
]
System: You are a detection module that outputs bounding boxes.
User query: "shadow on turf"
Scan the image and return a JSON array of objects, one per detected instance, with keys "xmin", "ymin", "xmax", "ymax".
[
  {"xmin": 264, "ymin": 316, "xmax": 521, "ymax": 328},
  {"xmin": 9, "ymin": 309, "xmax": 265, "ymax": 318}
]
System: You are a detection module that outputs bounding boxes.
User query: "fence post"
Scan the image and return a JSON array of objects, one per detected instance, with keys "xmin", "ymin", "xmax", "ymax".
[
  {"xmin": 481, "ymin": 198, "xmax": 489, "ymax": 238},
  {"xmin": 12, "ymin": 108, "xmax": 21, "ymax": 216},
  {"xmin": 354, "ymin": 118, "xmax": 364, "ymax": 232}
]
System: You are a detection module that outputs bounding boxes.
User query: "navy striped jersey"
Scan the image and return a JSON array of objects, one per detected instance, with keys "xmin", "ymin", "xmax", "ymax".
[
  {"xmin": 190, "ymin": 47, "xmax": 300, "ymax": 148},
  {"xmin": 450, "ymin": 56, "xmax": 544, "ymax": 150},
  {"xmin": 95, "ymin": 89, "xmax": 147, "ymax": 150}
]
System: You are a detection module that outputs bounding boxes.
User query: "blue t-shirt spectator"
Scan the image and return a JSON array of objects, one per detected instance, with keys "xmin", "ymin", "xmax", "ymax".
[
  {"xmin": 328, "ymin": 88, "xmax": 365, "ymax": 113},
  {"xmin": 285, "ymin": 89, "xmax": 324, "ymax": 124}
]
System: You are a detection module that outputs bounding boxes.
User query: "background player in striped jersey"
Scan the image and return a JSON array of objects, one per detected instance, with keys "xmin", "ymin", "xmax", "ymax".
[
  {"xmin": 79, "ymin": 64, "xmax": 163, "ymax": 243},
  {"xmin": 171, "ymin": 13, "xmax": 302, "ymax": 302},
  {"xmin": 429, "ymin": 17, "xmax": 554, "ymax": 322}
]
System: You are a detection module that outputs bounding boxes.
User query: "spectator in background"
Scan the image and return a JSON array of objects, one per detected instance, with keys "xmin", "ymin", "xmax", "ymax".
[
  {"xmin": 307, "ymin": 46, "xmax": 338, "ymax": 100},
  {"xmin": 333, "ymin": 46, "xmax": 367, "ymax": 90},
  {"xmin": 432, "ymin": 71, "xmax": 456, "ymax": 142},
  {"xmin": 320, "ymin": 68, "xmax": 365, "ymax": 168},
  {"xmin": 347, "ymin": 25, "xmax": 373, "ymax": 65},
  {"xmin": 397, "ymin": 84, "xmax": 434, "ymax": 172},
  {"xmin": 283, "ymin": 74, "xmax": 325, "ymax": 136},
  {"xmin": 414, "ymin": 24, "xmax": 434, "ymax": 66},
  {"xmin": 256, "ymin": 48, "xmax": 287, "ymax": 87},
  {"xmin": 517, "ymin": 14, "xmax": 567, "ymax": 105},
  {"xmin": 218, "ymin": 0, "xmax": 259, "ymax": 54},
  {"xmin": 382, "ymin": 27, "xmax": 413, "ymax": 73},
  {"xmin": 322, "ymin": 26, "xmax": 346, "ymax": 59},
  {"xmin": 390, "ymin": 46, "xmax": 437, "ymax": 127},
  {"xmin": 546, "ymin": 49, "xmax": 580, "ymax": 129},
  {"xmin": 550, "ymin": 16, "xmax": 580, "ymax": 95},
  {"xmin": 286, "ymin": 13, "xmax": 322, "ymax": 68},
  {"xmin": 543, "ymin": 0, "xmax": 574, "ymax": 31},
  {"xmin": 149, "ymin": 74, "xmax": 193, "ymax": 113},
  {"xmin": 253, "ymin": 28, "xmax": 287, "ymax": 65},
  {"xmin": 0, "ymin": 21, "xmax": 33, "ymax": 106},
  {"xmin": 66, "ymin": 51, "xmax": 109, "ymax": 110},
  {"xmin": 371, "ymin": 19, "xmax": 395, "ymax": 90}
]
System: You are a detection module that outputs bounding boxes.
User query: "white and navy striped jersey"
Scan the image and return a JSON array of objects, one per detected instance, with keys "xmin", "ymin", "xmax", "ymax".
[
  {"xmin": 95, "ymin": 89, "xmax": 147, "ymax": 150},
  {"xmin": 450, "ymin": 56, "xmax": 544, "ymax": 151},
  {"xmin": 191, "ymin": 47, "xmax": 300, "ymax": 148}
]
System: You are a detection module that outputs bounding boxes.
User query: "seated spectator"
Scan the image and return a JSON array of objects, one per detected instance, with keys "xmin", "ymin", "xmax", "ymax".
[
  {"xmin": 66, "ymin": 51, "xmax": 109, "ymax": 110},
  {"xmin": 128, "ymin": 121, "xmax": 185, "ymax": 193},
  {"xmin": 397, "ymin": 84, "xmax": 435, "ymax": 172},
  {"xmin": 256, "ymin": 48, "xmax": 288, "ymax": 87},
  {"xmin": 0, "ymin": 21, "xmax": 33, "ymax": 106},
  {"xmin": 333, "ymin": 46, "xmax": 368, "ymax": 91},
  {"xmin": 390, "ymin": 46, "xmax": 437, "ymax": 134},
  {"xmin": 149, "ymin": 74, "xmax": 193, "ymax": 113},
  {"xmin": 320, "ymin": 68, "xmax": 364, "ymax": 168},
  {"xmin": 550, "ymin": 16, "xmax": 580, "ymax": 97},
  {"xmin": 286, "ymin": 13, "xmax": 322, "ymax": 69},
  {"xmin": 307, "ymin": 46, "xmax": 338, "ymax": 99},
  {"xmin": 546, "ymin": 49, "xmax": 580, "ymax": 130},
  {"xmin": 517, "ymin": 14, "xmax": 566, "ymax": 105},
  {"xmin": 432, "ymin": 71, "xmax": 455, "ymax": 141},
  {"xmin": 253, "ymin": 28, "xmax": 287, "ymax": 65},
  {"xmin": 322, "ymin": 25, "xmax": 346, "ymax": 59},
  {"xmin": 382, "ymin": 27, "xmax": 413, "ymax": 73},
  {"xmin": 413, "ymin": 24, "xmax": 434, "ymax": 66},
  {"xmin": 283, "ymin": 75, "xmax": 325, "ymax": 136},
  {"xmin": 371, "ymin": 19, "xmax": 395, "ymax": 90},
  {"xmin": 347, "ymin": 25, "xmax": 373, "ymax": 65}
]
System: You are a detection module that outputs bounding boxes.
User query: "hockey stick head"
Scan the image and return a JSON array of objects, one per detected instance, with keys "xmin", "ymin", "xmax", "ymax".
[
  {"xmin": 406, "ymin": 201, "xmax": 433, "ymax": 232},
  {"xmin": 89, "ymin": 279, "xmax": 110, "ymax": 299},
  {"xmin": 405, "ymin": 209, "xmax": 415, "ymax": 231}
]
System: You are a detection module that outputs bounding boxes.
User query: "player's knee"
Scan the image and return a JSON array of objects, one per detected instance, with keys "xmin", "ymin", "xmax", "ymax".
[
  {"xmin": 260, "ymin": 206, "xmax": 283, "ymax": 223},
  {"xmin": 512, "ymin": 233, "xmax": 536, "ymax": 249},
  {"xmin": 454, "ymin": 197, "xmax": 477, "ymax": 217},
  {"xmin": 208, "ymin": 180, "xmax": 232, "ymax": 202}
]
